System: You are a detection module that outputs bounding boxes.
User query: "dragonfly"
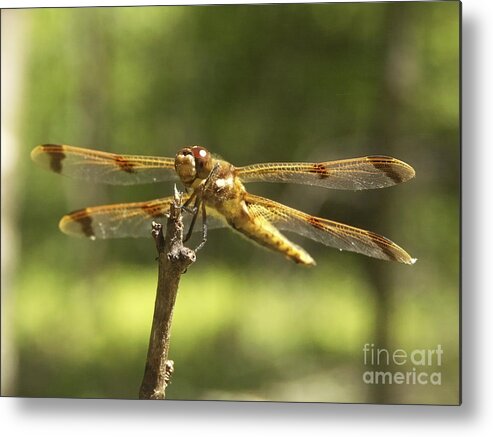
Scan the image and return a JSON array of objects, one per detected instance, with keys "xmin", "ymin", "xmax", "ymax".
[{"xmin": 31, "ymin": 144, "xmax": 417, "ymax": 266}]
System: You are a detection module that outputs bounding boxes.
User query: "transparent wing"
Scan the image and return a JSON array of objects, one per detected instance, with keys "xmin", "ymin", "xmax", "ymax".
[
  {"xmin": 31, "ymin": 144, "xmax": 179, "ymax": 185},
  {"xmin": 237, "ymin": 156, "xmax": 415, "ymax": 190},
  {"xmin": 59, "ymin": 195, "xmax": 227, "ymax": 239},
  {"xmin": 245, "ymin": 193, "xmax": 416, "ymax": 264}
]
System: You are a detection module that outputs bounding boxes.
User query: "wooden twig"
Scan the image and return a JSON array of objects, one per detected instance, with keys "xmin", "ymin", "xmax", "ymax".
[{"xmin": 139, "ymin": 187, "xmax": 196, "ymax": 400}]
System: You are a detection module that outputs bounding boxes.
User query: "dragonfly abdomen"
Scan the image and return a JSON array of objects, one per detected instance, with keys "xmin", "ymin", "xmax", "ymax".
[{"xmin": 225, "ymin": 205, "xmax": 316, "ymax": 266}]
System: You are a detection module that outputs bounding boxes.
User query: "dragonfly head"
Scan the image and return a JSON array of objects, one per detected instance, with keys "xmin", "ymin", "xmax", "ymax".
[{"xmin": 175, "ymin": 146, "xmax": 214, "ymax": 186}]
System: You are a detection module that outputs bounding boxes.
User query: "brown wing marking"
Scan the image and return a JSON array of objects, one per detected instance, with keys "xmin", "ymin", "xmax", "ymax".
[
  {"xmin": 244, "ymin": 193, "xmax": 416, "ymax": 264},
  {"xmin": 59, "ymin": 195, "xmax": 227, "ymax": 239},
  {"xmin": 31, "ymin": 144, "xmax": 178, "ymax": 185},
  {"xmin": 237, "ymin": 156, "xmax": 415, "ymax": 190}
]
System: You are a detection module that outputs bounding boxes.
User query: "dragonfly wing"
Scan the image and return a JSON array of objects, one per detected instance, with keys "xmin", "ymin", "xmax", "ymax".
[
  {"xmin": 237, "ymin": 156, "xmax": 415, "ymax": 190},
  {"xmin": 31, "ymin": 144, "xmax": 179, "ymax": 185},
  {"xmin": 60, "ymin": 195, "xmax": 227, "ymax": 239},
  {"xmin": 245, "ymin": 193, "xmax": 416, "ymax": 264}
]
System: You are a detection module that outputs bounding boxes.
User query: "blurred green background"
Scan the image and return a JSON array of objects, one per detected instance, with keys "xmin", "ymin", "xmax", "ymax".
[{"xmin": 1, "ymin": 2, "xmax": 459, "ymax": 404}]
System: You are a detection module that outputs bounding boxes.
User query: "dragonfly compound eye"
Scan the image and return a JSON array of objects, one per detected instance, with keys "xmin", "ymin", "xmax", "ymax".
[{"xmin": 191, "ymin": 146, "xmax": 213, "ymax": 179}]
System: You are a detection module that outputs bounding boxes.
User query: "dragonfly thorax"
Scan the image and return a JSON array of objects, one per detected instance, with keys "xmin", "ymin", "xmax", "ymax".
[{"xmin": 175, "ymin": 146, "xmax": 213, "ymax": 187}]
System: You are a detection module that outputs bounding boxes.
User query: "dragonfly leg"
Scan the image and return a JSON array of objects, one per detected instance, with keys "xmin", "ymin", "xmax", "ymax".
[
  {"xmin": 183, "ymin": 205, "xmax": 198, "ymax": 215},
  {"xmin": 183, "ymin": 164, "xmax": 217, "ymax": 246},
  {"xmin": 194, "ymin": 201, "xmax": 208, "ymax": 252},
  {"xmin": 204, "ymin": 163, "xmax": 221, "ymax": 187},
  {"xmin": 183, "ymin": 163, "xmax": 219, "ymax": 215},
  {"xmin": 183, "ymin": 197, "xmax": 200, "ymax": 243},
  {"xmin": 182, "ymin": 191, "xmax": 198, "ymax": 214}
]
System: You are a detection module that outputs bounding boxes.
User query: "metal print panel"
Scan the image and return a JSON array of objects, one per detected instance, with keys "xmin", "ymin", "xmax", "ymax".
[{"xmin": 1, "ymin": 1, "xmax": 460, "ymax": 405}]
